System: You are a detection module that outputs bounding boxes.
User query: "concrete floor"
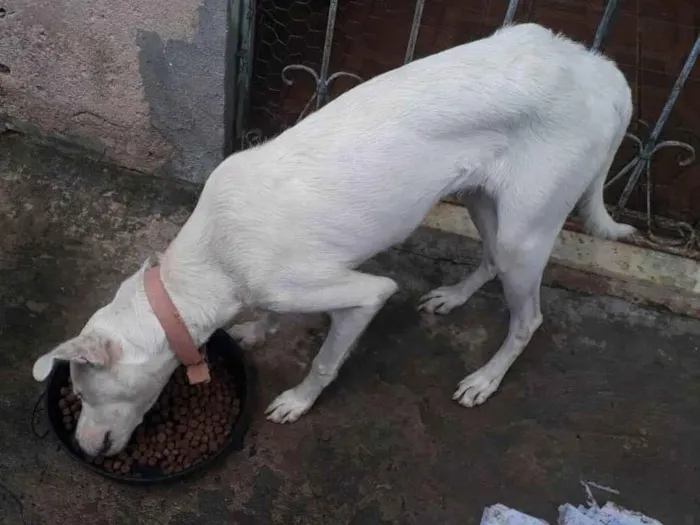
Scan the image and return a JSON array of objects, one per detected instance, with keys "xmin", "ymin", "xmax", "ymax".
[{"xmin": 1, "ymin": 133, "xmax": 699, "ymax": 525}]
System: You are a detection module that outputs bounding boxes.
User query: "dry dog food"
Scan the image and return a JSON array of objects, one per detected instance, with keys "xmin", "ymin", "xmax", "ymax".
[{"xmin": 59, "ymin": 362, "xmax": 240, "ymax": 476}]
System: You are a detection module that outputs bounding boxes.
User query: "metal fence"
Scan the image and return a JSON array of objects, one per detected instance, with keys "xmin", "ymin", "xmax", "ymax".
[{"xmin": 229, "ymin": 0, "xmax": 699, "ymax": 259}]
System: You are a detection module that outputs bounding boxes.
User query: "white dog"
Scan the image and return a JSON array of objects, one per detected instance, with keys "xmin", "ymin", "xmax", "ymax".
[{"xmin": 32, "ymin": 23, "xmax": 634, "ymax": 456}]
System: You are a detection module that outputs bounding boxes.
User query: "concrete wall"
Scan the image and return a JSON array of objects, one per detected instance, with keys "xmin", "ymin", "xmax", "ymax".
[{"xmin": 0, "ymin": 0, "xmax": 228, "ymax": 183}]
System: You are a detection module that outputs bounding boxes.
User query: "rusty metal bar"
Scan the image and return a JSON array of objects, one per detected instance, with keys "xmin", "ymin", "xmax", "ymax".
[
  {"xmin": 404, "ymin": 0, "xmax": 426, "ymax": 64},
  {"xmin": 592, "ymin": 0, "xmax": 619, "ymax": 51},
  {"xmin": 615, "ymin": 35, "xmax": 699, "ymax": 214},
  {"xmin": 502, "ymin": 0, "xmax": 519, "ymax": 26}
]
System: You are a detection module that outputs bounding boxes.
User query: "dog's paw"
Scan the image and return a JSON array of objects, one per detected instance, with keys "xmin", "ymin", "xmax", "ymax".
[
  {"xmin": 265, "ymin": 389, "xmax": 313, "ymax": 424},
  {"xmin": 609, "ymin": 222, "xmax": 637, "ymax": 240},
  {"xmin": 228, "ymin": 321, "xmax": 267, "ymax": 348},
  {"xmin": 418, "ymin": 286, "xmax": 469, "ymax": 315},
  {"xmin": 453, "ymin": 369, "xmax": 503, "ymax": 407}
]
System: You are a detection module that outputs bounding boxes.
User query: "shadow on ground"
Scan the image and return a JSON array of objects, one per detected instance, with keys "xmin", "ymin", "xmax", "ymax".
[{"xmin": 1, "ymin": 134, "xmax": 699, "ymax": 524}]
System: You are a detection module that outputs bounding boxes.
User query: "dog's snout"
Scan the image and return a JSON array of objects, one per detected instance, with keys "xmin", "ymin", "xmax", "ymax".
[{"xmin": 77, "ymin": 430, "xmax": 113, "ymax": 457}]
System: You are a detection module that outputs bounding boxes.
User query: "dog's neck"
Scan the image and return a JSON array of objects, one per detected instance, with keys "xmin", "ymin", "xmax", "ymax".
[{"xmin": 155, "ymin": 213, "xmax": 241, "ymax": 352}]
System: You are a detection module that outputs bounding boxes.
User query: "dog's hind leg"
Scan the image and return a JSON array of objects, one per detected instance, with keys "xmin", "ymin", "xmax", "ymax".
[
  {"xmin": 419, "ymin": 190, "xmax": 498, "ymax": 314},
  {"xmin": 453, "ymin": 224, "xmax": 551, "ymax": 407},
  {"xmin": 262, "ymin": 270, "xmax": 398, "ymax": 423},
  {"xmin": 452, "ymin": 166, "xmax": 574, "ymax": 407}
]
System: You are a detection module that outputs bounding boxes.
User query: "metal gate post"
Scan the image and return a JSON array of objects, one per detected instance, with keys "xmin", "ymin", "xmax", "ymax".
[{"xmin": 227, "ymin": 0, "xmax": 257, "ymax": 153}]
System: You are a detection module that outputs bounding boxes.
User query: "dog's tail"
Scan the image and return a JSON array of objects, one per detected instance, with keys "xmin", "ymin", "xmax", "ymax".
[
  {"xmin": 577, "ymin": 103, "xmax": 636, "ymax": 241},
  {"xmin": 578, "ymin": 164, "xmax": 635, "ymax": 240}
]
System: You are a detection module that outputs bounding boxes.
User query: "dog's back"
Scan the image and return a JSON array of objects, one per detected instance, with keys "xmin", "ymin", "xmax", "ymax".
[
  {"xmin": 197, "ymin": 23, "xmax": 631, "ymax": 283},
  {"xmin": 286, "ymin": 23, "xmax": 630, "ymax": 152}
]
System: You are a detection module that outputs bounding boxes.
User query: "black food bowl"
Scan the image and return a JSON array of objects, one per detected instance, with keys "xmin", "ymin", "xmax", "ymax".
[{"xmin": 44, "ymin": 329, "xmax": 254, "ymax": 485}]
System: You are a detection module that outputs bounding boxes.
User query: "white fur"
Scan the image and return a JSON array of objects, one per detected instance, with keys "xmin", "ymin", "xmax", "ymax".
[{"xmin": 32, "ymin": 24, "xmax": 635, "ymax": 453}]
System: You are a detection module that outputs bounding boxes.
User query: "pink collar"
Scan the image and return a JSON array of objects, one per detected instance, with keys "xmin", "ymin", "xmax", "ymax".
[{"xmin": 143, "ymin": 266, "xmax": 210, "ymax": 385}]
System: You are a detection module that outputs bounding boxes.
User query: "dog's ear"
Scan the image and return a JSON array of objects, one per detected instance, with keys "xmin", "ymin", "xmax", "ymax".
[{"xmin": 32, "ymin": 333, "xmax": 123, "ymax": 381}]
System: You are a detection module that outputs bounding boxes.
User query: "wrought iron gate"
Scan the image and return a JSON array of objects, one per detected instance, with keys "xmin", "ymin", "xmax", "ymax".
[{"xmin": 229, "ymin": 0, "xmax": 699, "ymax": 258}]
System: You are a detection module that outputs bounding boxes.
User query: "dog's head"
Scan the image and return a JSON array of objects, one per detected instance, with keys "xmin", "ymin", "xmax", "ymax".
[{"xmin": 32, "ymin": 258, "xmax": 179, "ymax": 457}]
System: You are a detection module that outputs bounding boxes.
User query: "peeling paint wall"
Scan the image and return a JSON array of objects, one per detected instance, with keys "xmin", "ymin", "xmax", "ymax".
[{"xmin": 0, "ymin": 0, "xmax": 228, "ymax": 183}]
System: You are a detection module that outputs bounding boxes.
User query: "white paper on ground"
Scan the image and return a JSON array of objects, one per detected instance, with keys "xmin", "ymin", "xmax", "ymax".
[
  {"xmin": 479, "ymin": 504, "xmax": 548, "ymax": 525},
  {"xmin": 480, "ymin": 500, "xmax": 662, "ymax": 525},
  {"xmin": 558, "ymin": 502, "xmax": 663, "ymax": 525}
]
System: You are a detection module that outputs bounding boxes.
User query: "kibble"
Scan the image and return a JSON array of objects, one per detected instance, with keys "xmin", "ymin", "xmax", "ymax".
[{"xmin": 57, "ymin": 359, "xmax": 240, "ymax": 477}]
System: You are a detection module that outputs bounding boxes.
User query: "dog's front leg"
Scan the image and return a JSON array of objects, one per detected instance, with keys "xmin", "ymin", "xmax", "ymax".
[{"xmin": 264, "ymin": 271, "xmax": 398, "ymax": 423}]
